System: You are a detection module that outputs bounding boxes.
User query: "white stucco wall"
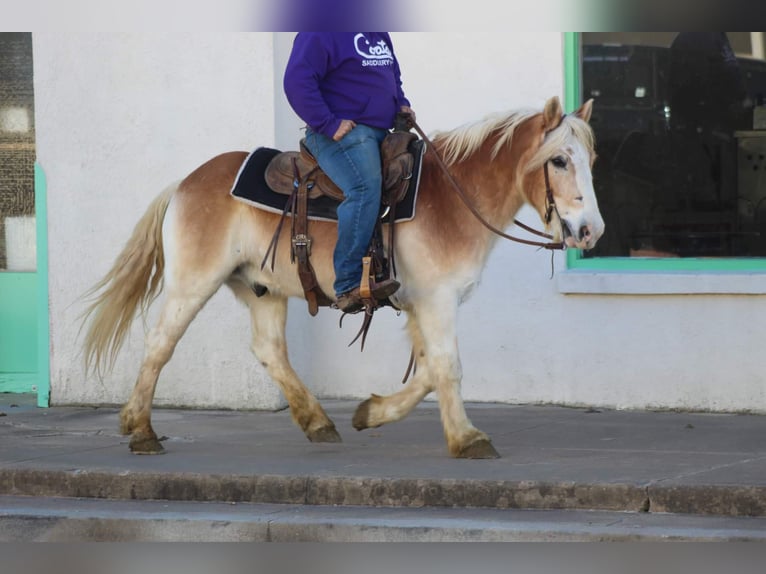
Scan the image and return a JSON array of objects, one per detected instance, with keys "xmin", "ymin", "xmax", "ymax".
[
  {"xmin": 35, "ymin": 33, "xmax": 286, "ymax": 409},
  {"xmin": 36, "ymin": 32, "xmax": 766, "ymax": 413}
]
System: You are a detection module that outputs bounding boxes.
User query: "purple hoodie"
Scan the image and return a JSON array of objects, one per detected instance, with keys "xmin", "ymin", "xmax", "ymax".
[{"xmin": 283, "ymin": 32, "xmax": 411, "ymax": 139}]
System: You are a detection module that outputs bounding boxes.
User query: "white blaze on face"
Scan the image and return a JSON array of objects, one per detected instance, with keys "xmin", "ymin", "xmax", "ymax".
[{"xmin": 566, "ymin": 139, "xmax": 604, "ymax": 250}]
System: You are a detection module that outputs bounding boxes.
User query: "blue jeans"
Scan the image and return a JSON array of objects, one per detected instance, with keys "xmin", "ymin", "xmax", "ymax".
[{"xmin": 304, "ymin": 124, "xmax": 388, "ymax": 296}]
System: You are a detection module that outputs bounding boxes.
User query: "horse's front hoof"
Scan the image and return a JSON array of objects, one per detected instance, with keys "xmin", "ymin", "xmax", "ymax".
[
  {"xmin": 455, "ymin": 438, "xmax": 500, "ymax": 459},
  {"xmin": 129, "ymin": 432, "xmax": 166, "ymax": 455},
  {"xmin": 352, "ymin": 398, "xmax": 373, "ymax": 431},
  {"xmin": 352, "ymin": 395, "xmax": 385, "ymax": 431},
  {"xmin": 307, "ymin": 424, "xmax": 342, "ymax": 443}
]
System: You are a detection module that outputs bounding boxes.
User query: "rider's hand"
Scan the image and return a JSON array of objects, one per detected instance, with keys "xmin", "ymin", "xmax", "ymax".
[
  {"xmin": 333, "ymin": 119, "xmax": 357, "ymax": 141},
  {"xmin": 400, "ymin": 106, "xmax": 416, "ymax": 124}
]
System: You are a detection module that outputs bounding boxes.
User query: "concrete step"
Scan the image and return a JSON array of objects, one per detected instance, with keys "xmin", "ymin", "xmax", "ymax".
[{"xmin": 3, "ymin": 495, "xmax": 766, "ymax": 542}]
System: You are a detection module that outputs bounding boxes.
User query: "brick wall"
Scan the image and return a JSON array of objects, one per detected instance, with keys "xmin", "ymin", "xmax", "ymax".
[{"xmin": 0, "ymin": 33, "xmax": 35, "ymax": 270}]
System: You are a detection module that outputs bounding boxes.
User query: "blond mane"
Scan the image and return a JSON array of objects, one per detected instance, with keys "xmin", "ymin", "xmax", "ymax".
[{"xmin": 431, "ymin": 108, "xmax": 595, "ymax": 171}]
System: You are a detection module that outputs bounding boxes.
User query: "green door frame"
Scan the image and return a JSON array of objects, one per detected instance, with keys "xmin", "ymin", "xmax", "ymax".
[
  {"xmin": 0, "ymin": 273, "xmax": 37, "ymax": 392},
  {"xmin": 36, "ymin": 162, "xmax": 50, "ymax": 407},
  {"xmin": 563, "ymin": 32, "xmax": 766, "ymax": 272},
  {"xmin": 0, "ymin": 163, "xmax": 48, "ymax": 406}
]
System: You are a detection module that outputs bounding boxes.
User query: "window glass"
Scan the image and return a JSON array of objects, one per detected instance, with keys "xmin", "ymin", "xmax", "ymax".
[
  {"xmin": 582, "ymin": 32, "xmax": 766, "ymax": 259},
  {"xmin": 0, "ymin": 32, "xmax": 35, "ymax": 271}
]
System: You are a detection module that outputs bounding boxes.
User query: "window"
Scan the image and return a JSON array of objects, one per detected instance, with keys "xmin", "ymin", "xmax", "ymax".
[
  {"xmin": 0, "ymin": 33, "xmax": 35, "ymax": 271},
  {"xmin": 570, "ymin": 32, "xmax": 766, "ymax": 272}
]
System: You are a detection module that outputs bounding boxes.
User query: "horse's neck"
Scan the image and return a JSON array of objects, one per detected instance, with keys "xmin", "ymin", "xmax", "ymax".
[
  {"xmin": 409, "ymin": 136, "xmax": 528, "ymax": 269},
  {"xmin": 433, "ymin": 137, "xmax": 527, "ymax": 232}
]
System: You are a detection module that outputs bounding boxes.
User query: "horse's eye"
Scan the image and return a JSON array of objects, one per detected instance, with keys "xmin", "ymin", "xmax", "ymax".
[{"xmin": 551, "ymin": 156, "xmax": 568, "ymax": 169}]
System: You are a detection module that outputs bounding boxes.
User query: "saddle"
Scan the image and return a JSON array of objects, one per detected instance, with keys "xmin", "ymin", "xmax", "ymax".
[
  {"xmin": 260, "ymin": 113, "xmax": 419, "ymax": 318},
  {"xmin": 264, "ymin": 140, "xmax": 343, "ymax": 201},
  {"xmin": 264, "ymin": 127, "xmax": 417, "ymax": 207}
]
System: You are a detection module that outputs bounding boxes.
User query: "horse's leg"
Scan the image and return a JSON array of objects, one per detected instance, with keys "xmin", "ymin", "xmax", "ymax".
[
  {"xmin": 421, "ymin": 297, "xmax": 499, "ymax": 459},
  {"xmin": 120, "ymin": 288, "xmax": 216, "ymax": 454},
  {"xmin": 228, "ymin": 281, "xmax": 341, "ymax": 443},
  {"xmin": 353, "ymin": 310, "xmax": 434, "ymax": 429},
  {"xmin": 357, "ymin": 291, "xmax": 499, "ymax": 458},
  {"xmin": 406, "ymin": 295, "xmax": 500, "ymax": 458}
]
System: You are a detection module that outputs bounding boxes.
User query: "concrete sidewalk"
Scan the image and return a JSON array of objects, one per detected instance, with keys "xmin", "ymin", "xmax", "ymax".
[{"xmin": 2, "ymin": 393, "xmax": 766, "ymax": 540}]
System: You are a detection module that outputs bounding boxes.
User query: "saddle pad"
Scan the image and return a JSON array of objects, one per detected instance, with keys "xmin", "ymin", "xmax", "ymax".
[{"xmin": 229, "ymin": 140, "xmax": 425, "ymax": 223}]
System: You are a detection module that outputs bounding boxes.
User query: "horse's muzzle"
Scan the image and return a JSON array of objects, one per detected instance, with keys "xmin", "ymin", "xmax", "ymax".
[{"xmin": 562, "ymin": 218, "xmax": 604, "ymax": 250}]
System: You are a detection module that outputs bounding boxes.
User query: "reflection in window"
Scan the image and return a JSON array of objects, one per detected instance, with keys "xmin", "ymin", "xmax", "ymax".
[
  {"xmin": 0, "ymin": 106, "xmax": 31, "ymax": 134},
  {"xmin": 0, "ymin": 33, "xmax": 35, "ymax": 271},
  {"xmin": 583, "ymin": 32, "xmax": 766, "ymax": 258}
]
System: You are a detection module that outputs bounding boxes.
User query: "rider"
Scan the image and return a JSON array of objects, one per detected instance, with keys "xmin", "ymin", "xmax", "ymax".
[{"xmin": 283, "ymin": 32, "xmax": 416, "ymax": 313}]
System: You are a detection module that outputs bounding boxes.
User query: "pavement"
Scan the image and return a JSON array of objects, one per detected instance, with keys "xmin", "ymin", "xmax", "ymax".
[{"xmin": 2, "ymin": 392, "xmax": 766, "ymax": 541}]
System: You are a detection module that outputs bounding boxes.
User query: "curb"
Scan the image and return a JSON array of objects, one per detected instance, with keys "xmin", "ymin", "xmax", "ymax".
[
  {"xmin": 649, "ymin": 484, "xmax": 766, "ymax": 516},
  {"xmin": 0, "ymin": 468, "xmax": 679, "ymax": 514}
]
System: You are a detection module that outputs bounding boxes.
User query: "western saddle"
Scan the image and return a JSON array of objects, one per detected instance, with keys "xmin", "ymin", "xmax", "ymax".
[{"xmin": 260, "ymin": 113, "xmax": 419, "ymax": 318}]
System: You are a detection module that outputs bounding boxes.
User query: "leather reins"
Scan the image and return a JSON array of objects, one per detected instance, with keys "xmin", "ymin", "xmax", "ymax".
[{"xmin": 410, "ymin": 120, "xmax": 565, "ymax": 251}]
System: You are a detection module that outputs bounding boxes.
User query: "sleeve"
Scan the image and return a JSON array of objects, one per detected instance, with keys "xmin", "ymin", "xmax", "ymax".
[
  {"xmin": 384, "ymin": 33, "xmax": 411, "ymax": 109},
  {"xmin": 283, "ymin": 33, "xmax": 342, "ymax": 139}
]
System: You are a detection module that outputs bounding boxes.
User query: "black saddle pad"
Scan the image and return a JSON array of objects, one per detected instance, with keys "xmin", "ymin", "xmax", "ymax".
[{"xmin": 229, "ymin": 140, "xmax": 425, "ymax": 223}]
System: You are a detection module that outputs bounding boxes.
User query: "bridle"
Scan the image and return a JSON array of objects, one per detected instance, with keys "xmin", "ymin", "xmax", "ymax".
[
  {"xmin": 543, "ymin": 158, "xmax": 562, "ymax": 230},
  {"xmin": 411, "ymin": 119, "xmax": 566, "ymax": 251}
]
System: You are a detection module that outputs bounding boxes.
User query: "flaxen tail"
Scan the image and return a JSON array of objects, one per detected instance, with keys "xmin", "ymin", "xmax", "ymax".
[{"xmin": 81, "ymin": 184, "xmax": 176, "ymax": 377}]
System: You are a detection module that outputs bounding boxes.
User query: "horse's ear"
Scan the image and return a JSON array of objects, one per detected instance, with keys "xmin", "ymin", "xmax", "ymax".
[
  {"xmin": 575, "ymin": 99, "xmax": 594, "ymax": 123},
  {"xmin": 542, "ymin": 96, "xmax": 563, "ymax": 132}
]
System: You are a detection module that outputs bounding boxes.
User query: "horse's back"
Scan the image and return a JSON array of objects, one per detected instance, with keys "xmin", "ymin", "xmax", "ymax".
[{"xmin": 179, "ymin": 151, "xmax": 249, "ymax": 196}]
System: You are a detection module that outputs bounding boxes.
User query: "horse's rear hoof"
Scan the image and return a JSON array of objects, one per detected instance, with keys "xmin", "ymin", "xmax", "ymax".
[
  {"xmin": 307, "ymin": 424, "xmax": 342, "ymax": 443},
  {"xmin": 129, "ymin": 433, "xmax": 166, "ymax": 455},
  {"xmin": 455, "ymin": 438, "xmax": 500, "ymax": 459}
]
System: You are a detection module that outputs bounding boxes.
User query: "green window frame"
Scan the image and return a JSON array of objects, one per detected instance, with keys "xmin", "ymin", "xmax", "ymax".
[{"xmin": 563, "ymin": 32, "xmax": 766, "ymax": 273}]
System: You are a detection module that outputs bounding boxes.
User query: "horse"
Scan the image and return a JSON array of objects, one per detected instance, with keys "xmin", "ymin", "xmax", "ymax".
[{"xmin": 81, "ymin": 95, "xmax": 603, "ymax": 459}]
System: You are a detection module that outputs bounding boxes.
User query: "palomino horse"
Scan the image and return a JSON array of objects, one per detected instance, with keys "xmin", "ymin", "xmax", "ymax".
[{"xmin": 82, "ymin": 96, "xmax": 603, "ymax": 458}]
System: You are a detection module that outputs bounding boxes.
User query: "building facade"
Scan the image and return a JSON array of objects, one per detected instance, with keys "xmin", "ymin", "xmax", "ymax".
[{"xmin": 8, "ymin": 32, "xmax": 766, "ymax": 413}]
